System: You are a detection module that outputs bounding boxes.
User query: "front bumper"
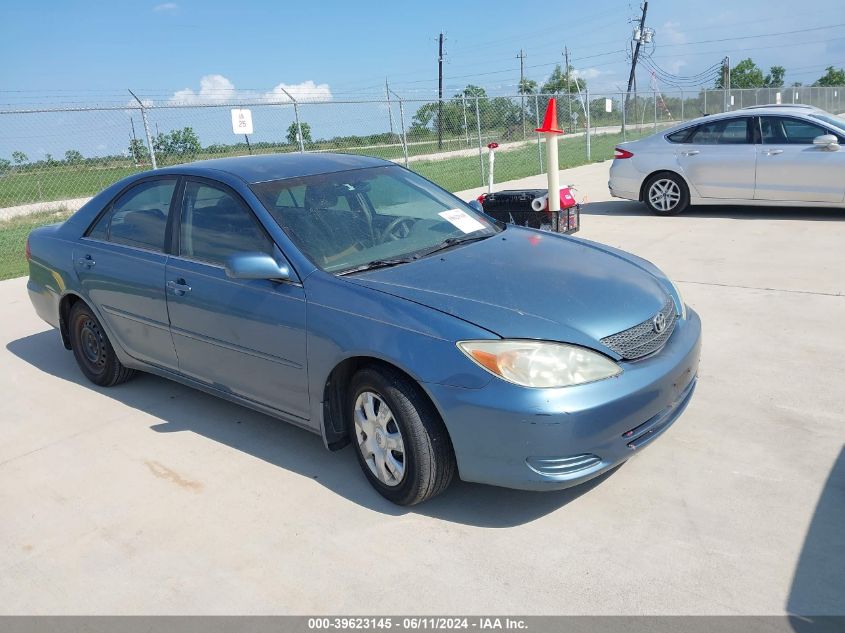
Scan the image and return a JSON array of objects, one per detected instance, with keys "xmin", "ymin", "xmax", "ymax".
[{"xmin": 425, "ymin": 308, "xmax": 702, "ymax": 491}]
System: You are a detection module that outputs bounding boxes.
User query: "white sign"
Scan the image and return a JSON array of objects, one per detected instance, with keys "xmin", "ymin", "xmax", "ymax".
[
  {"xmin": 775, "ymin": 92, "xmax": 782, "ymax": 104},
  {"xmin": 604, "ymin": 98, "xmax": 613, "ymax": 113},
  {"xmin": 730, "ymin": 95, "xmax": 735, "ymax": 105},
  {"xmin": 438, "ymin": 209, "xmax": 486, "ymax": 234},
  {"xmin": 231, "ymin": 108, "xmax": 254, "ymax": 135}
]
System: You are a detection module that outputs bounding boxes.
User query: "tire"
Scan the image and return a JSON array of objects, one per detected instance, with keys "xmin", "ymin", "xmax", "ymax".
[
  {"xmin": 348, "ymin": 366, "xmax": 456, "ymax": 505},
  {"xmin": 68, "ymin": 301, "xmax": 136, "ymax": 387},
  {"xmin": 643, "ymin": 172, "xmax": 689, "ymax": 216}
]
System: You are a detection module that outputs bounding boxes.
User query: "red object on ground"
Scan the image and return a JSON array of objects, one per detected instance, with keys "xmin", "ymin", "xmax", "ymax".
[
  {"xmin": 535, "ymin": 98, "xmax": 564, "ymax": 135},
  {"xmin": 476, "ymin": 193, "xmax": 487, "ymax": 203},
  {"xmin": 487, "ymin": 142, "xmax": 499, "ymax": 149}
]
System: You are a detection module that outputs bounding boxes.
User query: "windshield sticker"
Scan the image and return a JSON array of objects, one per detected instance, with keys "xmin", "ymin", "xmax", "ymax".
[{"xmin": 438, "ymin": 209, "xmax": 486, "ymax": 234}]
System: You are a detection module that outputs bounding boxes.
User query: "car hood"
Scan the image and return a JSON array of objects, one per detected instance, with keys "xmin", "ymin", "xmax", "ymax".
[{"xmin": 346, "ymin": 227, "xmax": 670, "ymax": 352}]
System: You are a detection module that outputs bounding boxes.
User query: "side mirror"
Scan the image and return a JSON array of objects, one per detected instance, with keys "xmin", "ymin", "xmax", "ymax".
[
  {"xmin": 466, "ymin": 199, "xmax": 485, "ymax": 213},
  {"xmin": 224, "ymin": 252, "xmax": 291, "ymax": 281},
  {"xmin": 813, "ymin": 134, "xmax": 840, "ymax": 151}
]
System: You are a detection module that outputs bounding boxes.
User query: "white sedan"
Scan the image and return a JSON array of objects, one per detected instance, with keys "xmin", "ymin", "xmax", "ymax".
[{"xmin": 609, "ymin": 105, "xmax": 845, "ymax": 215}]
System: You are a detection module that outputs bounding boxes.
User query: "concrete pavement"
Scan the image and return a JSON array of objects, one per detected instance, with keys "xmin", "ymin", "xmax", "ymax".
[{"xmin": 1, "ymin": 161, "xmax": 843, "ymax": 615}]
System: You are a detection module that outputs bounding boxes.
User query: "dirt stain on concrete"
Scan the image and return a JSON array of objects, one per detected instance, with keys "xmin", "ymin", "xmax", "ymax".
[{"xmin": 144, "ymin": 460, "xmax": 204, "ymax": 493}]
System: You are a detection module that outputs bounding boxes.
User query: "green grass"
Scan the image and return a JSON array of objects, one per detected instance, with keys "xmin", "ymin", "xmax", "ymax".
[
  {"xmin": 0, "ymin": 129, "xmax": 649, "ymax": 281},
  {"xmin": 0, "ymin": 209, "xmax": 72, "ymax": 280}
]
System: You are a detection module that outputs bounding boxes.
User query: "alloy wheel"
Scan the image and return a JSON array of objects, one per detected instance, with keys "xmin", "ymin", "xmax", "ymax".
[{"xmin": 648, "ymin": 178, "xmax": 682, "ymax": 212}]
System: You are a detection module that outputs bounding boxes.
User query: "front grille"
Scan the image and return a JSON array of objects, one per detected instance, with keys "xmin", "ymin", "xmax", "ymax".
[{"xmin": 600, "ymin": 296, "xmax": 677, "ymax": 360}]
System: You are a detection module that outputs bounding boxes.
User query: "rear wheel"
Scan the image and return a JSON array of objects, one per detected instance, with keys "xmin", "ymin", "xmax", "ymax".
[
  {"xmin": 349, "ymin": 366, "xmax": 456, "ymax": 505},
  {"xmin": 643, "ymin": 172, "xmax": 689, "ymax": 216},
  {"xmin": 68, "ymin": 301, "xmax": 135, "ymax": 387}
]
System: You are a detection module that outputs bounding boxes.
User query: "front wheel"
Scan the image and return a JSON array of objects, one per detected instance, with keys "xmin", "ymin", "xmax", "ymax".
[
  {"xmin": 643, "ymin": 172, "xmax": 689, "ymax": 216},
  {"xmin": 68, "ymin": 301, "xmax": 136, "ymax": 387},
  {"xmin": 349, "ymin": 366, "xmax": 456, "ymax": 505}
]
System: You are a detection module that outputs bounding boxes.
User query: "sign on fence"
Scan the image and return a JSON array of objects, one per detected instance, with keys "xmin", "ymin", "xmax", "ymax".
[
  {"xmin": 605, "ymin": 98, "xmax": 612, "ymax": 113},
  {"xmin": 230, "ymin": 109, "xmax": 254, "ymax": 135}
]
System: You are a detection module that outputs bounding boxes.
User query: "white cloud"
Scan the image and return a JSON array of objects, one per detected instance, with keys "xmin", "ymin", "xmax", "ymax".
[
  {"xmin": 167, "ymin": 75, "xmax": 333, "ymax": 105},
  {"xmin": 170, "ymin": 74, "xmax": 237, "ymax": 104},
  {"xmin": 662, "ymin": 21, "xmax": 687, "ymax": 45},
  {"xmin": 261, "ymin": 80, "xmax": 333, "ymax": 103},
  {"xmin": 573, "ymin": 67, "xmax": 603, "ymax": 80},
  {"xmin": 153, "ymin": 3, "xmax": 179, "ymax": 12}
]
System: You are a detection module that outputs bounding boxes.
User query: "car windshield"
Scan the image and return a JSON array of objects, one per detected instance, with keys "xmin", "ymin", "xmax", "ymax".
[
  {"xmin": 251, "ymin": 165, "xmax": 500, "ymax": 273},
  {"xmin": 809, "ymin": 113, "xmax": 845, "ymax": 134}
]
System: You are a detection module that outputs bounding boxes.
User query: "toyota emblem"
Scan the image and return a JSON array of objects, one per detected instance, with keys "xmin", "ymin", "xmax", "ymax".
[{"xmin": 653, "ymin": 312, "xmax": 667, "ymax": 334}]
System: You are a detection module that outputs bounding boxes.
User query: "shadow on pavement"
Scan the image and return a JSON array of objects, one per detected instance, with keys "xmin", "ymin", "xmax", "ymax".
[
  {"xmin": 583, "ymin": 199, "xmax": 845, "ymax": 221},
  {"xmin": 7, "ymin": 329, "xmax": 617, "ymax": 528},
  {"xmin": 787, "ymin": 446, "xmax": 845, "ymax": 630}
]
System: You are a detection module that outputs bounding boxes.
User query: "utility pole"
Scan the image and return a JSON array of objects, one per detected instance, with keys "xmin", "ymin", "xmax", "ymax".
[
  {"xmin": 385, "ymin": 77, "xmax": 396, "ymax": 138},
  {"xmin": 438, "ymin": 32, "xmax": 445, "ymax": 150},
  {"xmin": 623, "ymin": 1, "xmax": 649, "ymax": 136},
  {"xmin": 517, "ymin": 49, "xmax": 527, "ymax": 139},
  {"xmin": 722, "ymin": 56, "xmax": 731, "ymax": 111}
]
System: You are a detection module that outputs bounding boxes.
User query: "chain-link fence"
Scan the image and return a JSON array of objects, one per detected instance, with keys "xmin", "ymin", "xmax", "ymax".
[{"xmin": 2, "ymin": 86, "xmax": 844, "ymax": 214}]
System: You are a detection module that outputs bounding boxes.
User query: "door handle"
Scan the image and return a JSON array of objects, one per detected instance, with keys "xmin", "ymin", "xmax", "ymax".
[
  {"xmin": 76, "ymin": 254, "xmax": 95, "ymax": 269},
  {"xmin": 765, "ymin": 149, "xmax": 784, "ymax": 156},
  {"xmin": 167, "ymin": 279, "xmax": 191, "ymax": 296},
  {"xmin": 682, "ymin": 150, "xmax": 700, "ymax": 156}
]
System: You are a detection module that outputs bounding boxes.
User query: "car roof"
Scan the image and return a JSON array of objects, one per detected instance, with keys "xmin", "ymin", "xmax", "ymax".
[
  {"xmin": 740, "ymin": 103, "xmax": 822, "ymax": 111},
  {"xmin": 155, "ymin": 152, "xmax": 394, "ymax": 184},
  {"xmin": 657, "ymin": 106, "xmax": 829, "ymax": 135}
]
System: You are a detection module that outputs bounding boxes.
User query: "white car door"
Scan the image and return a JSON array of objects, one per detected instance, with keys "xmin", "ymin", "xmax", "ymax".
[
  {"xmin": 754, "ymin": 116, "xmax": 845, "ymax": 203},
  {"xmin": 676, "ymin": 117, "xmax": 757, "ymax": 200}
]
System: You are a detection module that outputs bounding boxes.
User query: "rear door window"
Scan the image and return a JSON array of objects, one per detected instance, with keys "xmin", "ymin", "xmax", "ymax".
[
  {"xmin": 87, "ymin": 178, "xmax": 176, "ymax": 252},
  {"xmin": 689, "ymin": 118, "xmax": 751, "ymax": 145}
]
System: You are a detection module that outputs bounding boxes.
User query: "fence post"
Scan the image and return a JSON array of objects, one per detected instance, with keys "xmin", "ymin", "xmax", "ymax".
[
  {"xmin": 535, "ymin": 94, "xmax": 543, "ymax": 173},
  {"xmin": 397, "ymin": 98, "xmax": 409, "ymax": 168},
  {"xmin": 462, "ymin": 94, "xmax": 470, "ymax": 147},
  {"xmin": 621, "ymin": 94, "xmax": 627, "ymax": 142},
  {"xmin": 704, "ymin": 90, "xmax": 707, "ymax": 114},
  {"xmin": 128, "ymin": 89, "xmax": 157, "ymax": 170},
  {"xmin": 475, "ymin": 97, "xmax": 484, "ymax": 187},
  {"xmin": 280, "ymin": 87, "xmax": 305, "ymax": 153},
  {"xmin": 585, "ymin": 88, "xmax": 591, "ymax": 162},
  {"xmin": 680, "ymin": 88, "xmax": 684, "ymax": 121},
  {"xmin": 653, "ymin": 90, "xmax": 657, "ymax": 130}
]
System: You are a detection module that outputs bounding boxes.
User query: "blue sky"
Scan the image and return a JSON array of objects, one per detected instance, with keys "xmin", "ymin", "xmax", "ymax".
[
  {"xmin": 1, "ymin": 0, "xmax": 844, "ymax": 159},
  {"xmin": 2, "ymin": 0, "xmax": 844, "ymax": 105}
]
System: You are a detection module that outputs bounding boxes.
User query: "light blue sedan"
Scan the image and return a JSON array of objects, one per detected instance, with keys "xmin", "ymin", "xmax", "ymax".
[{"xmin": 26, "ymin": 154, "xmax": 701, "ymax": 505}]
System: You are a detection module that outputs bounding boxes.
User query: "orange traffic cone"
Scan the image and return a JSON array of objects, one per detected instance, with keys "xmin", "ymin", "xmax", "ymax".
[{"xmin": 535, "ymin": 97, "xmax": 564, "ymax": 134}]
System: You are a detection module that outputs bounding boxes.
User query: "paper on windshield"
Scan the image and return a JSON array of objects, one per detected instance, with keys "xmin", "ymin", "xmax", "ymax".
[{"xmin": 438, "ymin": 209, "xmax": 486, "ymax": 234}]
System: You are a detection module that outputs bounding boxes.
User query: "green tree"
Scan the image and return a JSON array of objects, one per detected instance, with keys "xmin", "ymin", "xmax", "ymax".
[
  {"xmin": 715, "ymin": 58, "xmax": 780, "ymax": 89},
  {"xmin": 286, "ymin": 121, "xmax": 312, "ymax": 145},
  {"xmin": 765, "ymin": 66, "xmax": 785, "ymax": 88},
  {"xmin": 153, "ymin": 127, "xmax": 201, "ymax": 157},
  {"xmin": 64, "ymin": 149, "xmax": 83, "ymax": 164},
  {"xmin": 11, "ymin": 151, "xmax": 28, "ymax": 165},
  {"xmin": 0, "ymin": 158, "xmax": 11, "ymax": 174},
  {"xmin": 45, "ymin": 153, "xmax": 55, "ymax": 165},
  {"xmin": 813, "ymin": 66, "xmax": 845, "ymax": 86},
  {"xmin": 518, "ymin": 78, "xmax": 537, "ymax": 95},
  {"xmin": 541, "ymin": 65, "xmax": 583, "ymax": 94},
  {"xmin": 128, "ymin": 139, "xmax": 147, "ymax": 162}
]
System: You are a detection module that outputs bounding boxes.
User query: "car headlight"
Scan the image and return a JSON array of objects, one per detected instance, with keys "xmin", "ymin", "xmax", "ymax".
[
  {"xmin": 457, "ymin": 340, "xmax": 622, "ymax": 388},
  {"xmin": 668, "ymin": 278, "xmax": 687, "ymax": 319}
]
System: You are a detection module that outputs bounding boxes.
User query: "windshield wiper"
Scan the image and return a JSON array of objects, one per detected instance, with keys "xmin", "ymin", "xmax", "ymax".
[
  {"xmin": 416, "ymin": 233, "xmax": 494, "ymax": 258},
  {"xmin": 336, "ymin": 258, "xmax": 415, "ymax": 276}
]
